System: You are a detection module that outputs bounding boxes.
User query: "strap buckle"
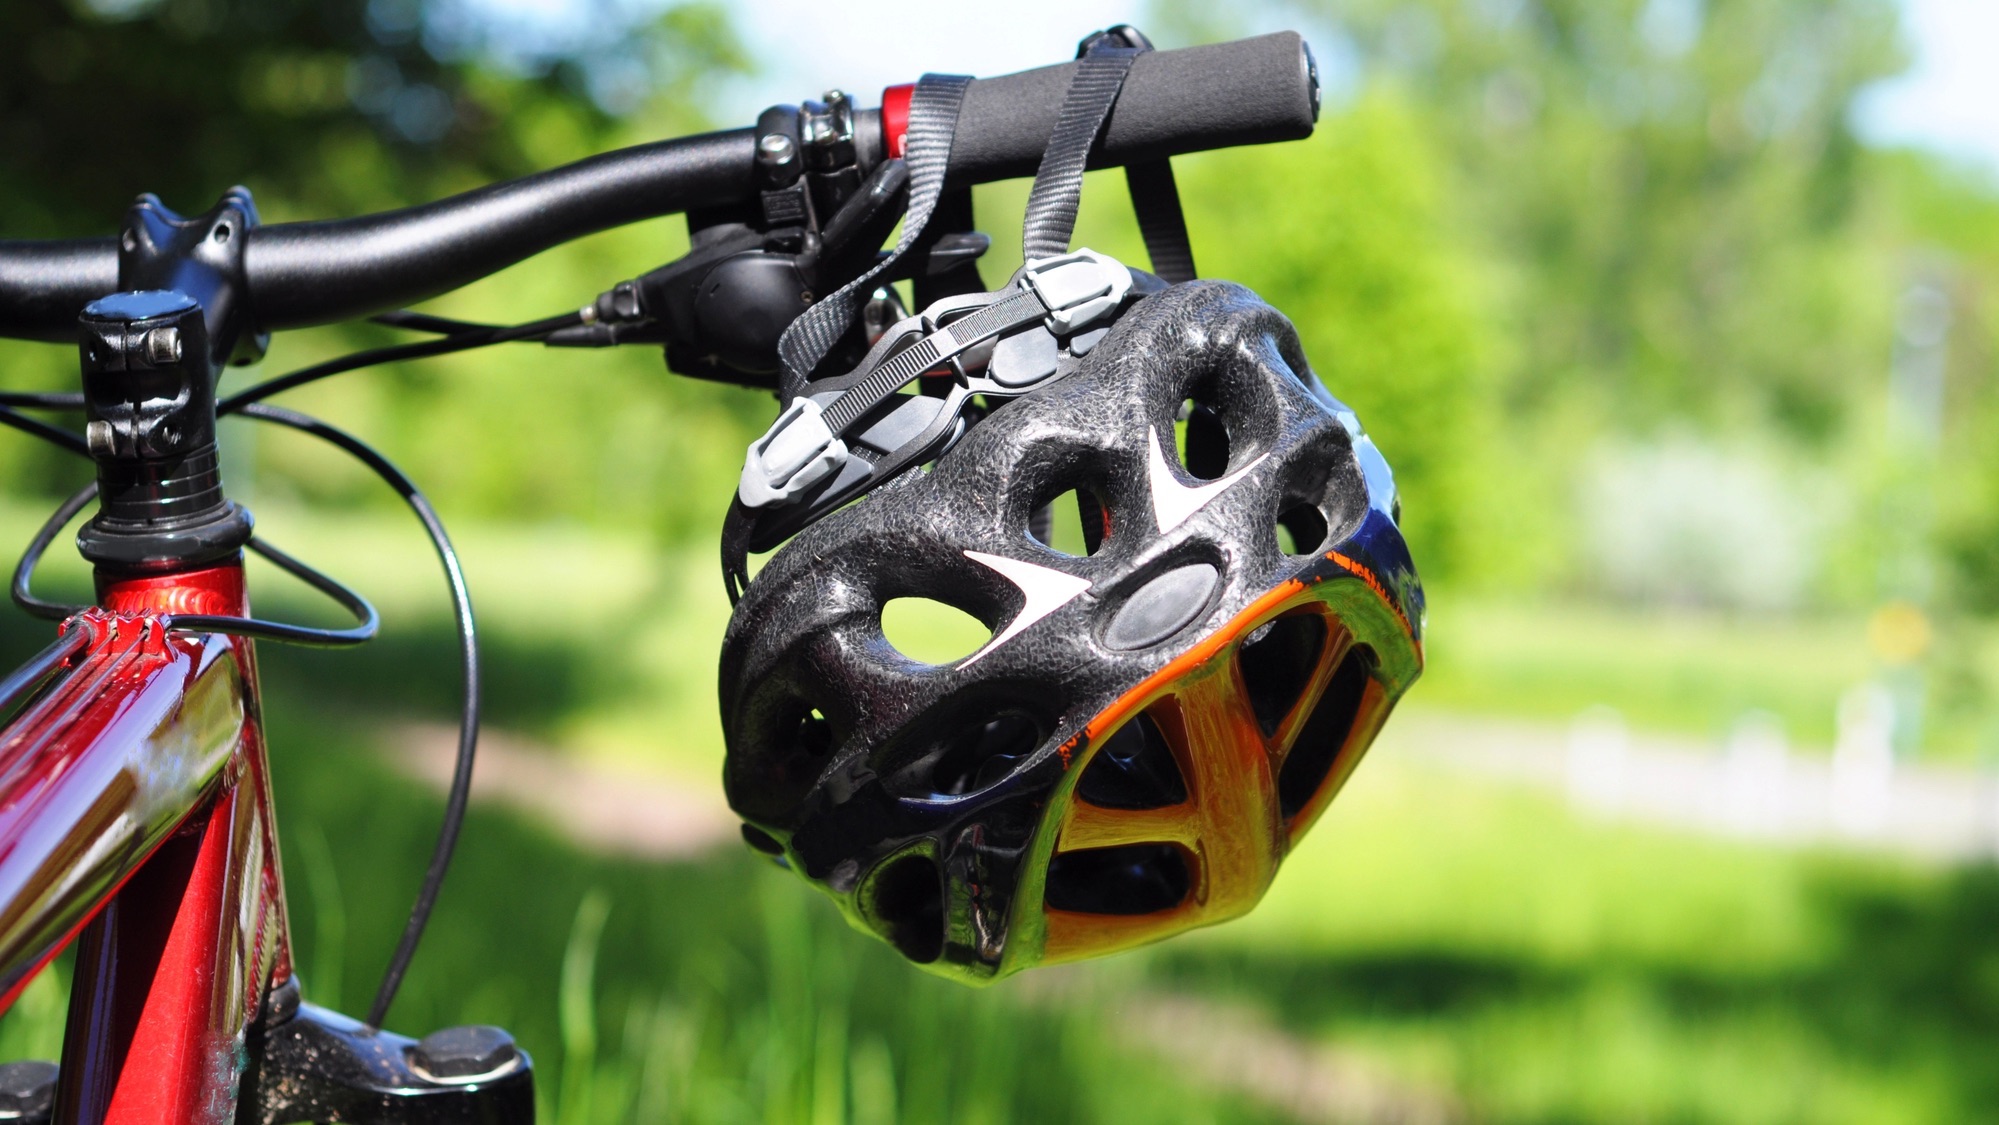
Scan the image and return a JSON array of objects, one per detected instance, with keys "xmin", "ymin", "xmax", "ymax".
[
  {"xmin": 738, "ymin": 249, "xmax": 1139, "ymax": 511},
  {"xmin": 1022, "ymin": 249, "xmax": 1132, "ymax": 334},
  {"xmin": 738, "ymin": 397, "xmax": 847, "ymax": 508}
]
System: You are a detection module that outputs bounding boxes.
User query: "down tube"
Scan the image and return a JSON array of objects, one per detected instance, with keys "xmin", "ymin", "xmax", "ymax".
[{"xmin": 0, "ymin": 560, "xmax": 293, "ymax": 1124}]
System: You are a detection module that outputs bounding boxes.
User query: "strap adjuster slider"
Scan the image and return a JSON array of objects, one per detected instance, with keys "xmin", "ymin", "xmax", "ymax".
[
  {"xmin": 739, "ymin": 398, "xmax": 847, "ymax": 508},
  {"xmin": 1023, "ymin": 249, "xmax": 1132, "ymax": 334}
]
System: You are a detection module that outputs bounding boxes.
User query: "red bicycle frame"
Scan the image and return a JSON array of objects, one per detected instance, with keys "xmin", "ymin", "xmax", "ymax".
[
  {"xmin": 1, "ymin": 554, "xmax": 532, "ymax": 1123},
  {"xmin": 0, "ymin": 561, "xmax": 285, "ymax": 1122}
]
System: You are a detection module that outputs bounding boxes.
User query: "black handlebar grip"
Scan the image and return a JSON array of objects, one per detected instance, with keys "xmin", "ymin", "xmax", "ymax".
[{"xmin": 944, "ymin": 31, "xmax": 1319, "ymax": 188}]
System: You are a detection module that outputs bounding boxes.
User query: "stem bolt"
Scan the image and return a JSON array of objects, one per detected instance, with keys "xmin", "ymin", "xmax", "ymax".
[
  {"xmin": 758, "ymin": 132, "xmax": 798, "ymax": 167},
  {"xmin": 143, "ymin": 326, "xmax": 182, "ymax": 365}
]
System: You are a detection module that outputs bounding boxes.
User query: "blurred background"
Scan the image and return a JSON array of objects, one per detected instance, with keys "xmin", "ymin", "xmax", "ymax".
[{"xmin": 6, "ymin": 0, "xmax": 1999, "ymax": 1120}]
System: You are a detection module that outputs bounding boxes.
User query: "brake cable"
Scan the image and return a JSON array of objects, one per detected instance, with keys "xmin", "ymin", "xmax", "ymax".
[
  {"xmin": 1, "ymin": 380, "xmax": 483, "ymax": 1028},
  {"xmin": 369, "ymin": 310, "xmax": 503, "ymax": 335},
  {"xmin": 0, "ymin": 404, "xmax": 87, "ymax": 455},
  {"xmin": 234, "ymin": 402, "xmax": 480, "ymax": 1028},
  {"xmin": 219, "ymin": 308, "xmax": 586, "ymax": 413}
]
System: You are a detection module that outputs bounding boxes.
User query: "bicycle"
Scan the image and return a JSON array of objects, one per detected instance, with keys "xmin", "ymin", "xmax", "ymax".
[{"xmin": 0, "ymin": 29, "xmax": 1336, "ymax": 1124}]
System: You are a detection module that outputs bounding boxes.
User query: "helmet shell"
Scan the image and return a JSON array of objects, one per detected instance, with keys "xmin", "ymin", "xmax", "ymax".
[{"xmin": 720, "ymin": 281, "xmax": 1424, "ymax": 982}]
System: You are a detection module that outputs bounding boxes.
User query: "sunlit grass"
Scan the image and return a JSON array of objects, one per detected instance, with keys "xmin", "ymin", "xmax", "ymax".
[
  {"xmin": 8, "ymin": 505, "xmax": 1999, "ymax": 1121},
  {"xmin": 1151, "ymin": 755, "xmax": 1985, "ymax": 1123},
  {"xmin": 1206, "ymin": 753, "xmax": 1832, "ymax": 972},
  {"xmin": 1410, "ymin": 590, "xmax": 1995, "ymax": 754}
]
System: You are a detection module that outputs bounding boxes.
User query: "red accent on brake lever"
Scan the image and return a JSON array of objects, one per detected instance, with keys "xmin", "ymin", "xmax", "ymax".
[{"xmin": 882, "ymin": 83, "xmax": 915, "ymax": 158}]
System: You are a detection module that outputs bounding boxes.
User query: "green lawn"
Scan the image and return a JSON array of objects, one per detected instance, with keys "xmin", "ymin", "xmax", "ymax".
[
  {"xmin": 6, "ymin": 512, "xmax": 1999, "ymax": 1122},
  {"xmin": 1402, "ymin": 591, "xmax": 1999, "ymax": 759},
  {"xmin": 252, "ymin": 694, "xmax": 1293, "ymax": 1125},
  {"xmin": 1155, "ymin": 756, "xmax": 1989, "ymax": 1123}
]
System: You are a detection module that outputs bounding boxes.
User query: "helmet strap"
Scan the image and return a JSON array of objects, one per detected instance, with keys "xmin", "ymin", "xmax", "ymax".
[
  {"xmin": 775, "ymin": 74, "xmax": 972, "ymax": 406},
  {"xmin": 1023, "ymin": 27, "xmax": 1196, "ymax": 283},
  {"xmin": 725, "ymin": 29, "xmax": 1198, "ymax": 602}
]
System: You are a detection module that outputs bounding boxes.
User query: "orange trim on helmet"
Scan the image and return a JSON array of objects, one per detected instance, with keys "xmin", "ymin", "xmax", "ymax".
[
  {"xmin": 1029, "ymin": 553, "xmax": 1417, "ymax": 969},
  {"xmin": 1325, "ymin": 549, "xmax": 1413, "ymax": 639},
  {"xmin": 1077, "ymin": 577, "xmax": 1308, "ymax": 748}
]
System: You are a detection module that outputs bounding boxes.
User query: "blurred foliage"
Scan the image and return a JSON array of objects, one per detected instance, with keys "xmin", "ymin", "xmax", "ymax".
[
  {"xmin": 1143, "ymin": 0, "xmax": 1999, "ymax": 639},
  {"xmin": 0, "ymin": 0, "xmax": 744, "ymax": 231},
  {"xmin": 1313, "ymin": 0, "xmax": 1906, "ymax": 443},
  {"xmin": 1149, "ymin": 0, "xmax": 1919, "ymax": 597},
  {"xmin": 0, "ymin": 0, "xmax": 768, "ymax": 540}
]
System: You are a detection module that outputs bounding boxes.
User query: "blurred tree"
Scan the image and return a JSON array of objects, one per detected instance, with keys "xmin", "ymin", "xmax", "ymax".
[
  {"xmin": 1896, "ymin": 155, "xmax": 1999, "ymax": 611},
  {"xmin": 1278, "ymin": 0, "xmax": 1908, "ymax": 445},
  {"xmin": 0, "ymin": 0, "xmax": 762, "ymax": 534},
  {"xmin": 0, "ymin": 0, "xmax": 745, "ymax": 233},
  {"xmin": 1150, "ymin": 0, "xmax": 1917, "ymax": 593}
]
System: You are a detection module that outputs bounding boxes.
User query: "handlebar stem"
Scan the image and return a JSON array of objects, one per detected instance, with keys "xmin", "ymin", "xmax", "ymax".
[{"xmin": 74, "ymin": 190, "xmax": 259, "ymax": 572}]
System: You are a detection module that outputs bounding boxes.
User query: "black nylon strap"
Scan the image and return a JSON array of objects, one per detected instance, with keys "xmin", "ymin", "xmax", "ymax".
[
  {"xmin": 1019, "ymin": 47, "xmax": 1140, "ymax": 264},
  {"xmin": 1126, "ymin": 159, "xmax": 1196, "ymax": 282},
  {"xmin": 776, "ymin": 74, "xmax": 971, "ymax": 404},
  {"xmin": 728, "ymin": 31, "xmax": 1200, "ymax": 602},
  {"xmin": 821, "ymin": 289, "xmax": 1043, "ymax": 434}
]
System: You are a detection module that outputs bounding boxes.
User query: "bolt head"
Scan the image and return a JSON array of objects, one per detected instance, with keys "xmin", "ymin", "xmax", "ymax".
[
  {"xmin": 85, "ymin": 420, "xmax": 115, "ymax": 458},
  {"xmin": 410, "ymin": 1025, "xmax": 519, "ymax": 1082},
  {"xmin": 0, "ymin": 1060, "xmax": 58, "ymax": 1117},
  {"xmin": 143, "ymin": 326, "xmax": 182, "ymax": 365},
  {"xmin": 758, "ymin": 133, "xmax": 798, "ymax": 165}
]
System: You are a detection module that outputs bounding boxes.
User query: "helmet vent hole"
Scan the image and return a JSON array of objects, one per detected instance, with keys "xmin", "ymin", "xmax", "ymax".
[
  {"xmin": 1278, "ymin": 645, "xmax": 1376, "ymax": 819},
  {"xmin": 1029, "ymin": 487, "xmax": 1110, "ymax": 557},
  {"xmin": 725, "ymin": 700, "xmax": 838, "ymax": 826},
  {"xmin": 1045, "ymin": 844, "xmax": 1191, "ymax": 915},
  {"xmin": 1238, "ymin": 613, "xmax": 1329, "ymax": 738},
  {"xmin": 1276, "ymin": 503, "xmax": 1330, "ymax": 556},
  {"xmin": 880, "ymin": 598, "xmax": 992, "ymax": 665},
  {"xmin": 923, "ymin": 710, "xmax": 1044, "ymax": 797},
  {"xmin": 795, "ymin": 708, "xmax": 834, "ymax": 755},
  {"xmin": 1174, "ymin": 399, "xmax": 1232, "ymax": 481},
  {"xmin": 869, "ymin": 855, "xmax": 945, "ymax": 963},
  {"xmin": 1077, "ymin": 709, "xmax": 1188, "ymax": 810},
  {"xmin": 740, "ymin": 824, "xmax": 784, "ymax": 855}
]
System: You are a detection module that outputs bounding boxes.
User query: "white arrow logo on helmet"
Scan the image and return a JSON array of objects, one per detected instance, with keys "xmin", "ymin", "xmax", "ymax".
[
  {"xmin": 957, "ymin": 550, "xmax": 1093, "ymax": 669},
  {"xmin": 1146, "ymin": 425, "xmax": 1267, "ymax": 533}
]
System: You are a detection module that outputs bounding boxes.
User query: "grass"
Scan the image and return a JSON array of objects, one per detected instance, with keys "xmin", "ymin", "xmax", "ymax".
[
  {"xmin": 9, "ymin": 509, "xmax": 1999, "ymax": 1121},
  {"xmin": 1404, "ymin": 589, "xmax": 1999, "ymax": 758},
  {"xmin": 265, "ymin": 692, "xmax": 1298, "ymax": 1124},
  {"xmin": 1148, "ymin": 757, "xmax": 1999, "ymax": 1123}
]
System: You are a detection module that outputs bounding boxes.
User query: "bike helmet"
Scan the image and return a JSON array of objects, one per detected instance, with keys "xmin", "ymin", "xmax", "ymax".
[
  {"xmin": 717, "ymin": 40, "xmax": 1422, "ymax": 983},
  {"xmin": 720, "ymin": 277, "xmax": 1423, "ymax": 982}
]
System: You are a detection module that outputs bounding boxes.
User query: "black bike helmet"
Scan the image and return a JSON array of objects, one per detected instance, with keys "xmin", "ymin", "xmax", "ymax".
[{"xmin": 717, "ymin": 39, "xmax": 1423, "ymax": 984}]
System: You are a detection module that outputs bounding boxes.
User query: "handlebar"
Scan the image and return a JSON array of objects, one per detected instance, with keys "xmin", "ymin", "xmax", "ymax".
[{"xmin": 0, "ymin": 32, "xmax": 1318, "ymax": 341}]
